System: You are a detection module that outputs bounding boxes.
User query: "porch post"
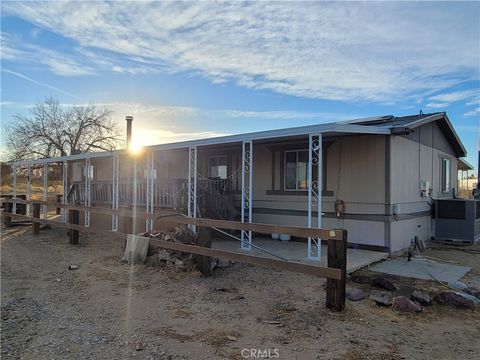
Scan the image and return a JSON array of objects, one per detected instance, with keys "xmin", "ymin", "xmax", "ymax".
[
  {"xmin": 62, "ymin": 161, "xmax": 68, "ymax": 223},
  {"xmin": 188, "ymin": 147, "xmax": 197, "ymax": 233},
  {"xmin": 26, "ymin": 164, "xmax": 32, "ymax": 216},
  {"xmin": 43, "ymin": 163, "xmax": 48, "ymax": 219},
  {"xmin": 12, "ymin": 163, "xmax": 17, "ymax": 214},
  {"xmin": 112, "ymin": 155, "xmax": 119, "ymax": 231},
  {"xmin": 241, "ymin": 140, "xmax": 253, "ymax": 250},
  {"xmin": 145, "ymin": 151, "xmax": 155, "ymax": 232},
  {"xmin": 84, "ymin": 157, "xmax": 91, "ymax": 227},
  {"xmin": 307, "ymin": 134, "xmax": 322, "ymax": 260}
]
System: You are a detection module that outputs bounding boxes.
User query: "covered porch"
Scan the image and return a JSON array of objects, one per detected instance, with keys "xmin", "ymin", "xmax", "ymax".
[
  {"xmin": 212, "ymin": 237, "xmax": 389, "ymax": 273},
  {"xmin": 9, "ymin": 120, "xmax": 391, "ymax": 260}
]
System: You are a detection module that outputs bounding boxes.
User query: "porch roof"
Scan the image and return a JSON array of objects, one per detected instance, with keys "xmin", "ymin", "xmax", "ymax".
[
  {"xmin": 12, "ymin": 118, "xmax": 391, "ymax": 166},
  {"xmin": 458, "ymin": 158, "xmax": 474, "ymax": 171}
]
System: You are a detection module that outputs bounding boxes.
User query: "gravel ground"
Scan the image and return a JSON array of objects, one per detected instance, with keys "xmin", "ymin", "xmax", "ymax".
[{"xmin": 1, "ymin": 225, "xmax": 479, "ymax": 360}]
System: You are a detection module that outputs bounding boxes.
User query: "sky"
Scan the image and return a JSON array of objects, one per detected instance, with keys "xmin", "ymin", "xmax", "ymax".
[{"xmin": 1, "ymin": 1, "xmax": 479, "ymax": 171}]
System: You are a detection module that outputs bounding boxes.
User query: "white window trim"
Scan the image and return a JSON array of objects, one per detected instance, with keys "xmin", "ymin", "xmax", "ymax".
[
  {"xmin": 209, "ymin": 154, "xmax": 228, "ymax": 179},
  {"xmin": 284, "ymin": 149, "xmax": 308, "ymax": 191},
  {"xmin": 441, "ymin": 157, "xmax": 451, "ymax": 194}
]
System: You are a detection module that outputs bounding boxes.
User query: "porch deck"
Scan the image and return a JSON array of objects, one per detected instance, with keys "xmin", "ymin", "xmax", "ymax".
[{"xmin": 212, "ymin": 238, "xmax": 389, "ymax": 274}]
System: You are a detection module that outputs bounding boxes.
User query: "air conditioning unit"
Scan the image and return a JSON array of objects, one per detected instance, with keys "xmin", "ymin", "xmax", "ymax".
[{"xmin": 434, "ymin": 199, "xmax": 480, "ymax": 243}]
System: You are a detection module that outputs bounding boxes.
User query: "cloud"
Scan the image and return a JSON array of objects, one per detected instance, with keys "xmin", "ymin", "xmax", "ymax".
[
  {"xmin": 1, "ymin": 33, "xmax": 95, "ymax": 76},
  {"xmin": 131, "ymin": 128, "xmax": 231, "ymax": 147},
  {"xmin": 428, "ymin": 89, "xmax": 479, "ymax": 104},
  {"xmin": 2, "ymin": 1, "xmax": 479, "ymax": 102},
  {"xmin": 1, "ymin": 69, "xmax": 80, "ymax": 99},
  {"xmin": 466, "ymin": 98, "xmax": 480, "ymax": 107},
  {"xmin": 102, "ymin": 102, "xmax": 359, "ymax": 126},
  {"xmin": 464, "ymin": 107, "xmax": 480, "ymax": 117},
  {"xmin": 425, "ymin": 103, "xmax": 449, "ymax": 109}
]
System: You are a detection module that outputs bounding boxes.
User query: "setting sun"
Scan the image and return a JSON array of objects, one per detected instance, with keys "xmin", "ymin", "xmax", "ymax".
[{"xmin": 128, "ymin": 139, "xmax": 144, "ymax": 155}]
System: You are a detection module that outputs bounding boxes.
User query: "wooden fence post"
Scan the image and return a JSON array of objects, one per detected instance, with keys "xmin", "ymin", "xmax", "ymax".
[
  {"xmin": 194, "ymin": 226, "xmax": 213, "ymax": 277},
  {"xmin": 4, "ymin": 201, "xmax": 13, "ymax": 228},
  {"xmin": 326, "ymin": 230, "xmax": 347, "ymax": 312},
  {"xmin": 56, "ymin": 195, "xmax": 62, "ymax": 214},
  {"xmin": 69, "ymin": 209, "xmax": 79, "ymax": 245},
  {"xmin": 32, "ymin": 203, "xmax": 40, "ymax": 235}
]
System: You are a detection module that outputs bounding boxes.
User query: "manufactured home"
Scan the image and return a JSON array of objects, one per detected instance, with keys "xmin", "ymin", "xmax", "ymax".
[{"xmin": 10, "ymin": 112, "xmax": 473, "ymax": 257}]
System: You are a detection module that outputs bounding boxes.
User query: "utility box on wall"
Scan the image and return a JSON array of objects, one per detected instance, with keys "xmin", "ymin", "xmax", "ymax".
[{"xmin": 434, "ymin": 199, "xmax": 480, "ymax": 243}]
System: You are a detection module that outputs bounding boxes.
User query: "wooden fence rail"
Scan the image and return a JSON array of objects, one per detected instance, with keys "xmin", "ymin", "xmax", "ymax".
[{"xmin": 3, "ymin": 198, "xmax": 347, "ymax": 311}]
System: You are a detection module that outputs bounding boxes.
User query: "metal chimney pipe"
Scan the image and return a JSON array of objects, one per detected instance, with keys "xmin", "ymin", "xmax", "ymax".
[{"xmin": 126, "ymin": 116, "xmax": 133, "ymax": 149}]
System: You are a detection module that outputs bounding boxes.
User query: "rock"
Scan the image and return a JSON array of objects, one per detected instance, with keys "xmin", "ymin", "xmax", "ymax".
[
  {"xmin": 435, "ymin": 291, "xmax": 475, "ymax": 309},
  {"xmin": 145, "ymin": 251, "xmax": 174, "ymax": 266},
  {"xmin": 135, "ymin": 341, "xmax": 145, "ymax": 351},
  {"xmin": 372, "ymin": 277, "xmax": 397, "ymax": 291},
  {"xmin": 393, "ymin": 296, "xmax": 422, "ymax": 313},
  {"xmin": 173, "ymin": 226, "xmax": 196, "ymax": 244},
  {"xmin": 174, "ymin": 260, "xmax": 185, "ymax": 269},
  {"xmin": 347, "ymin": 288, "xmax": 367, "ymax": 301},
  {"xmin": 411, "ymin": 290, "xmax": 432, "ymax": 306},
  {"xmin": 216, "ymin": 259, "xmax": 232, "ymax": 268},
  {"xmin": 465, "ymin": 286, "xmax": 480, "ymax": 299},
  {"xmin": 370, "ymin": 290, "xmax": 393, "ymax": 306}
]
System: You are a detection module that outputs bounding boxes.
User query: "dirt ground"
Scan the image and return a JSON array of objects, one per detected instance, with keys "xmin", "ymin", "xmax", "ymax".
[{"xmin": 1, "ymin": 226, "xmax": 479, "ymax": 360}]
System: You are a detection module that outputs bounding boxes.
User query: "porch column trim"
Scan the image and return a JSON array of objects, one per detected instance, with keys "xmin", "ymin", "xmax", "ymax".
[
  {"xmin": 188, "ymin": 147, "xmax": 197, "ymax": 233},
  {"xmin": 112, "ymin": 155, "xmax": 119, "ymax": 231},
  {"xmin": 84, "ymin": 157, "xmax": 91, "ymax": 227},
  {"xmin": 145, "ymin": 151, "xmax": 155, "ymax": 232},
  {"xmin": 307, "ymin": 134, "xmax": 322, "ymax": 260},
  {"xmin": 12, "ymin": 164, "xmax": 17, "ymax": 214},
  {"xmin": 27, "ymin": 164, "xmax": 32, "ymax": 216},
  {"xmin": 241, "ymin": 140, "xmax": 253, "ymax": 250},
  {"xmin": 43, "ymin": 163, "xmax": 48, "ymax": 219},
  {"xmin": 62, "ymin": 161, "xmax": 68, "ymax": 223}
]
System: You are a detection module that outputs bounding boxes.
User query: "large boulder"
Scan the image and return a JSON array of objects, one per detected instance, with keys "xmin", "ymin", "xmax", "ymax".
[
  {"xmin": 372, "ymin": 277, "xmax": 397, "ymax": 291},
  {"xmin": 411, "ymin": 290, "xmax": 432, "ymax": 306},
  {"xmin": 435, "ymin": 291, "xmax": 475, "ymax": 309},
  {"xmin": 370, "ymin": 290, "xmax": 393, "ymax": 306},
  {"xmin": 347, "ymin": 288, "xmax": 367, "ymax": 302},
  {"xmin": 393, "ymin": 296, "xmax": 422, "ymax": 313}
]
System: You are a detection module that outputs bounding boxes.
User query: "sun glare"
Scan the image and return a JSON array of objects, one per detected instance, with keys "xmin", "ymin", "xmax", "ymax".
[{"xmin": 129, "ymin": 140, "xmax": 144, "ymax": 155}]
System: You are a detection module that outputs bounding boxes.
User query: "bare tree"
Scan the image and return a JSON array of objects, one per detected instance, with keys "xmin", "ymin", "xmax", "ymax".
[{"xmin": 5, "ymin": 97, "xmax": 124, "ymax": 161}]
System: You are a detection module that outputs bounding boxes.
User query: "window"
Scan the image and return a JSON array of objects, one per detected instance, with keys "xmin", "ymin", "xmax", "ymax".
[
  {"xmin": 441, "ymin": 158, "xmax": 451, "ymax": 193},
  {"xmin": 209, "ymin": 155, "xmax": 227, "ymax": 179},
  {"xmin": 82, "ymin": 164, "xmax": 94, "ymax": 180},
  {"xmin": 285, "ymin": 150, "xmax": 308, "ymax": 190}
]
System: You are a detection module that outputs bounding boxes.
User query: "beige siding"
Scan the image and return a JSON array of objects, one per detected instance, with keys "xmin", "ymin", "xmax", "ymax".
[
  {"xmin": 249, "ymin": 135, "xmax": 387, "ymax": 247},
  {"xmin": 389, "ymin": 122, "xmax": 458, "ymax": 252}
]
